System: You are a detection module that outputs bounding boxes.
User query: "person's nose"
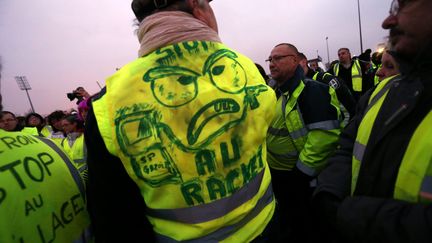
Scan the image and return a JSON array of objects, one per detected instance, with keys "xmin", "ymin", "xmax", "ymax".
[
  {"xmin": 382, "ymin": 14, "xmax": 397, "ymax": 29},
  {"xmin": 376, "ymin": 68, "xmax": 385, "ymax": 79},
  {"xmin": 269, "ymin": 61, "xmax": 275, "ymax": 69}
]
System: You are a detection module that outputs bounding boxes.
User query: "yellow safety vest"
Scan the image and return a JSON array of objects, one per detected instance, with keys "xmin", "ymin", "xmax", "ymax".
[
  {"xmin": 334, "ymin": 59, "xmax": 363, "ymax": 92},
  {"xmin": 44, "ymin": 126, "xmax": 65, "ymax": 146},
  {"xmin": 352, "ymin": 75, "xmax": 432, "ymax": 203},
  {"xmin": 0, "ymin": 130, "xmax": 92, "ymax": 242},
  {"xmin": 373, "ymin": 64, "xmax": 382, "ymax": 86},
  {"xmin": 61, "ymin": 134, "xmax": 88, "ymax": 182},
  {"xmin": 267, "ymin": 80, "xmax": 341, "ymax": 175},
  {"xmin": 41, "ymin": 125, "xmax": 53, "ymax": 137},
  {"xmin": 93, "ymin": 41, "xmax": 276, "ymax": 242},
  {"xmin": 21, "ymin": 126, "xmax": 40, "ymax": 136}
]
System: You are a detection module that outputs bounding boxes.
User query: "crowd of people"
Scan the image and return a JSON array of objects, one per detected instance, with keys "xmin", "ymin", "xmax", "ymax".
[{"xmin": 1, "ymin": 0, "xmax": 431, "ymax": 242}]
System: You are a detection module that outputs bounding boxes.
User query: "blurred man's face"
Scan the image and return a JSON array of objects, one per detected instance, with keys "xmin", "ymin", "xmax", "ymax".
[
  {"xmin": 268, "ymin": 45, "xmax": 299, "ymax": 84},
  {"xmin": 52, "ymin": 119, "xmax": 63, "ymax": 131},
  {"xmin": 382, "ymin": 0, "xmax": 432, "ymax": 58},
  {"xmin": 61, "ymin": 119, "xmax": 77, "ymax": 134},
  {"xmin": 0, "ymin": 113, "xmax": 18, "ymax": 131},
  {"xmin": 28, "ymin": 115, "xmax": 42, "ymax": 127},
  {"xmin": 338, "ymin": 49, "xmax": 351, "ymax": 64}
]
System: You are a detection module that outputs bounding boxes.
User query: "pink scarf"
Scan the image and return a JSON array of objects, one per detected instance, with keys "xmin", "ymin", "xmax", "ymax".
[{"xmin": 137, "ymin": 11, "xmax": 221, "ymax": 57}]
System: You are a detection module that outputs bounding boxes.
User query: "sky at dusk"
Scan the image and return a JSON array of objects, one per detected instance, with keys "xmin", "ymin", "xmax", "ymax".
[{"xmin": 0, "ymin": 0, "xmax": 392, "ymax": 115}]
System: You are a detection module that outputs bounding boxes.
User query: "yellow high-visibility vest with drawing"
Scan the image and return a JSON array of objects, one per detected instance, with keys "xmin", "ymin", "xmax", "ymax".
[{"xmin": 93, "ymin": 41, "xmax": 276, "ymax": 242}]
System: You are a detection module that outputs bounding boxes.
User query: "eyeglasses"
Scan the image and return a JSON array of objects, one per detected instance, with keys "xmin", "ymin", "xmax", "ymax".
[
  {"xmin": 0, "ymin": 118, "xmax": 16, "ymax": 123},
  {"xmin": 265, "ymin": 54, "xmax": 296, "ymax": 63},
  {"xmin": 389, "ymin": 0, "xmax": 410, "ymax": 16}
]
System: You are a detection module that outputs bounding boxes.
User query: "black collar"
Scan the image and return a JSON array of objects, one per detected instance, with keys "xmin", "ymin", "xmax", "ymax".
[{"xmin": 277, "ymin": 65, "xmax": 304, "ymax": 96}]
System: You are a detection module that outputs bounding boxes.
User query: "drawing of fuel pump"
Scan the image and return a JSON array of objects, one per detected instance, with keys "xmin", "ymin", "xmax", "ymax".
[{"xmin": 115, "ymin": 109, "xmax": 182, "ymax": 187}]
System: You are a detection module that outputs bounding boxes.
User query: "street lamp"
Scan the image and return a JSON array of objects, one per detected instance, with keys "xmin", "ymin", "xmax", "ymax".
[
  {"xmin": 357, "ymin": 0, "xmax": 364, "ymax": 53},
  {"xmin": 326, "ymin": 37, "xmax": 330, "ymax": 67},
  {"xmin": 14, "ymin": 76, "xmax": 35, "ymax": 113}
]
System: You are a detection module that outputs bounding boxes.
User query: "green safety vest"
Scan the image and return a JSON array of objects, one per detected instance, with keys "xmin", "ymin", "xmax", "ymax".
[
  {"xmin": 352, "ymin": 75, "xmax": 432, "ymax": 203},
  {"xmin": 0, "ymin": 130, "xmax": 92, "ymax": 242},
  {"xmin": 93, "ymin": 41, "xmax": 276, "ymax": 242},
  {"xmin": 266, "ymin": 80, "xmax": 342, "ymax": 176},
  {"xmin": 334, "ymin": 59, "xmax": 363, "ymax": 92},
  {"xmin": 61, "ymin": 134, "xmax": 88, "ymax": 182}
]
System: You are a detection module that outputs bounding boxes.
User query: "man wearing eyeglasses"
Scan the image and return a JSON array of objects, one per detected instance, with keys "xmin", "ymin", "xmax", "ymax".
[
  {"xmin": 266, "ymin": 43, "xmax": 342, "ymax": 242},
  {"xmin": 314, "ymin": 0, "xmax": 432, "ymax": 242}
]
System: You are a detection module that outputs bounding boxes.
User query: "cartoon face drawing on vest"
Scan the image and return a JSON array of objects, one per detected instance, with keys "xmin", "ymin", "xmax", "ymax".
[
  {"xmin": 143, "ymin": 48, "xmax": 266, "ymax": 147},
  {"xmin": 114, "ymin": 42, "xmax": 269, "ymax": 187}
]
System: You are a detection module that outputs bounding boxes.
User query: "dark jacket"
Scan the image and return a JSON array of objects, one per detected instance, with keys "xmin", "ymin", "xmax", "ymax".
[
  {"xmin": 305, "ymin": 68, "xmax": 357, "ymax": 118},
  {"xmin": 313, "ymin": 53, "xmax": 432, "ymax": 242},
  {"xmin": 275, "ymin": 66, "xmax": 340, "ymax": 141},
  {"xmin": 84, "ymin": 94, "xmax": 156, "ymax": 242},
  {"xmin": 328, "ymin": 59, "xmax": 374, "ymax": 101}
]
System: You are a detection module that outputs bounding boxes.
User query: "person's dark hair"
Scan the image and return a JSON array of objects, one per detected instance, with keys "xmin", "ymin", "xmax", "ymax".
[
  {"xmin": 132, "ymin": 0, "xmax": 194, "ymax": 22},
  {"xmin": 1, "ymin": 111, "xmax": 16, "ymax": 119},
  {"xmin": 275, "ymin": 43, "xmax": 300, "ymax": 56},
  {"xmin": 372, "ymin": 51, "xmax": 383, "ymax": 66},
  {"xmin": 64, "ymin": 114, "xmax": 85, "ymax": 131},
  {"xmin": 358, "ymin": 49, "xmax": 372, "ymax": 63},
  {"xmin": 255, "ymin": 63, "xmax": 269, "ymax": 81},
  {"xmin": 16, "ymin": 116, "xmax": 26, "ymax": 129},
  {"xmin": 298, "ymin": 52, "xmax": 307, "ymax": 61},
  {"xmin": 47, "ymin": 110, "xmax": 66, "ymax": 125},
  {"xmin": 338, "ymin": 47, "xmax": 350, "ymax": 54}
]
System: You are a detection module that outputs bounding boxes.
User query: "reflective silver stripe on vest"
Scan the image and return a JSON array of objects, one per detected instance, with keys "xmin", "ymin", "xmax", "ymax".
[
  {"xmin": 296, "ymin": 159, "xmax": 318, "ymax": 177},
  {"xmin": 268, "ymin": 149, "xmax": 298, "ymax": 161},
  {"xmin": 78, "ymin": 164, "xmax": 88, "ymax": 173},
  {"xmin": 289, "ymin": 127, "xmax": 308, "ymax": 140},
  {"xmin": 353, "ymin": 141, "xmax": 366, "ymax": 162},
  {"xmin": 421, "ymin": 176, "xmax": 432, "ymax": 194},
  {"xmin": 268, "ymin": 127, "xmax": 290, "ymax": 137},
  {"xmin": 37, "ymin": 136, "xmax": 86, "ymax": 200},
  {"xmin": 155, "ymin": 182, "xmax": 274, "ymax": 243},
  {"xmin": 306, "ymin": 120, "xmax": 340, "ymax": 130},
  {"xmin": 74, "ymin": 159, "xmax": 86, "ymax": 164},
  {"xmin": 147, "ymin": 169, "xmax": 266, "ymax": 224}
]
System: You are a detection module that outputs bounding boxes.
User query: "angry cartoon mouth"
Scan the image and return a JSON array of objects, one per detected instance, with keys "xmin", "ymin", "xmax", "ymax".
[{"xmin": 187, "ymin": 98, "xmax": 241, "ymax": 145}]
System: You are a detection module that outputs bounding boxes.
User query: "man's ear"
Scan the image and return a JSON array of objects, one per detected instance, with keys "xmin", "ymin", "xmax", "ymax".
[
  {"xmin": 185, "ymin": 0, "xmax": 200, "ymax": 9},
  {"xmin": 186, "ymin": 0, "xmax": 205, "ymax": 21}
]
